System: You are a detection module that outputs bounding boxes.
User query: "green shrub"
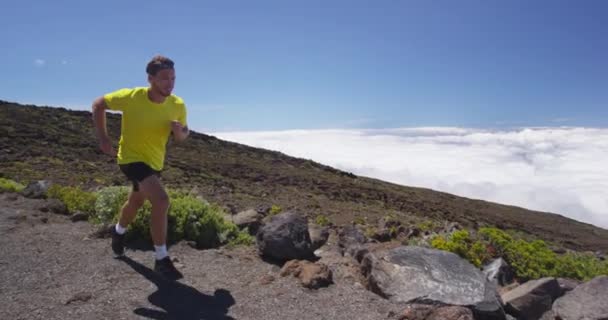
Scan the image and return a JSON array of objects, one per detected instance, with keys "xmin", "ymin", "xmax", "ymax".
[
  {"xmin": 431, "ymin": 230, "xmax": 490, "ymax": 267},
  {"xmin": 47, "ymin": 184, "xmax": 97, "ymax": 214},
  {"xmin": 0, "ymin": 178, "xmax": 25, "ymax": 193},
  {"xmin": 479, "ymin": 227, "xmax": 513, "ymax": 256},
  {"xmin": 364, "ymin": 226, "xmax": 377, "ymax": 239},
  {"xmin": 93, "ymin": 187, "xmax": 252, "ymax": 248},
  {"xmin": 388, "ymin": 225, "xmax": 399, "ymax": 237},
  {"xmin": 94, "ymin": 186, "xmax": 130, "ymax": 224},
  {"xmin": 554, "ymin": 252, "xmax": 608, "ymax": 281},
  {"xmin": 269, "ymin": 204, "xmax": 282, "ymax": 216},
  {"xmin": 417, "ymin": 220, "xmax": 436, "ymax": 232},
  {"xmin": 180, "ymin": 200, "xmax": 247, "ymax": 248},
  {"xmin": 226, "ymin": 228, "xmax": 255, "ymax": 247},
  {"xmin": 353, "ymin": 216, "xmax": 366, "ymax": 225},
  {"xmin": 479, "ymin": 227, "xmax": 608, "ymax": 281},
  {"xmin": 505, "ymin": 239, "xmax": 557, "ymax": 280},
  {"xmin": 315, "ymin": 214, "xmax": 330, "ymax": 226}
]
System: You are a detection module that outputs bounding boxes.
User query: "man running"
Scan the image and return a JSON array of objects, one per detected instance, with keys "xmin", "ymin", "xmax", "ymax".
[{"xmin": 92, "ymin": 55, "xmax": 189, "ymax": 280}]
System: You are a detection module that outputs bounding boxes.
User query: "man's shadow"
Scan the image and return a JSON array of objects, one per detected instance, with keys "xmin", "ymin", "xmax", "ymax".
[{"xmin": 118, "ymin": 256, "xmax": 235, "ymax": 320}]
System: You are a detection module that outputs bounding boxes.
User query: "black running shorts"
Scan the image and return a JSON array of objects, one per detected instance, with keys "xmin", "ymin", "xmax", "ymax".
[{"xmin": 119, "ymin": 162, "xmax": 161, "ymax": 192}]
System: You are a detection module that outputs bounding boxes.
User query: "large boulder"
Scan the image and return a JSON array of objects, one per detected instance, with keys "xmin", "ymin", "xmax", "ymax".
[
  {"xmin": 501, "ymin": 277, "xmax": 561, "ymax": 320},
  {"xmin": 21, "ymin": 180, "xmax": 51, "ymax": 199},
  {"xmin": 362, "ymin": 246, "xmax": 505, "ymax": 320},
  {"xmin": 483, "ymin": 258, "xmax": 514, "ymax": 287},
  {"xmin": 552, "ymin": 275, "xmax": 608, "ymax": 320},
  {"xmin": 256, "ymin": 211, "xmax": 314, "ymax": 261}
]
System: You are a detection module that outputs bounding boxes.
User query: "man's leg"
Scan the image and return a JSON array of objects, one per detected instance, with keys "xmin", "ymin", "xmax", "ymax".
[
  {"xmin": 111, "ymin": 190, "xmax": 146, "ymax": 257},
  {"xmin": 137, "ymin": 175, "xmax": 170, "ymax": 248},
  {"xmin": 137, "ymin": 175, "xmax": 182, "ymax": 279},
  {"xmin": 118, "ymin": 190, "xmax": 146, "ymax": 228}
]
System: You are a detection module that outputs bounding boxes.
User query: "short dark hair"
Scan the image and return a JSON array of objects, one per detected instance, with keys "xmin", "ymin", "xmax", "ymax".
[{"xmin": 146, "ymin": 55, "xmax": 174, "ymax": 75}]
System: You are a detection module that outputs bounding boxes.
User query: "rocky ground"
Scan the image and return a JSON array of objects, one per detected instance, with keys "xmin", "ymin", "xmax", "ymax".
[{"xmin": 0, "ymin": 193, "xmax": 403, "ymax": 320}]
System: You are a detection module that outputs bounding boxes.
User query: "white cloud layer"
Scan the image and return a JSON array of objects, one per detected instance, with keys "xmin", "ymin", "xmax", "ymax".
[
  {"xmin": 34, "ymin": 59, "xmax": 45, "ymax": 66},
  {"xmin": 212, "ymin": 127, "xmax": 608, "ymax": 229}
]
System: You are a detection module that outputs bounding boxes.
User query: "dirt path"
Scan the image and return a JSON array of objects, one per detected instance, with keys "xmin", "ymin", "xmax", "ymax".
[{"xmin": 0, "ymin": 193, "xmax": 401, "ymax": 320}]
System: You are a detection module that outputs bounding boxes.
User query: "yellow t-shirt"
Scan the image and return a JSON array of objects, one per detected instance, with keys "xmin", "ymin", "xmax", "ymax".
[{"xmin": 104, "ymin": 87, "xmax": 187, "ymax": 171}]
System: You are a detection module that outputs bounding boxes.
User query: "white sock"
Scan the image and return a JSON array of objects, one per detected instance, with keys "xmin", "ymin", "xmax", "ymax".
[
  {"xmin": 154, "ymin": 245, "xmax": 168, "ymax": 260},
  {"xmin": 115, "ymin": 223, "xmax": 127, "ymax": 235}
]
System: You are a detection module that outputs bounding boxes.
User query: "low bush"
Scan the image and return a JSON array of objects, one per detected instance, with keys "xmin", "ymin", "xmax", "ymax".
[
  {"xmin": 47, "ymin": 184, "xmax": 97, "ymax": 214},
  {"xmin": 417, "ymin": 220, "xmax": 437, "ymax": 232},
  {"xmin": 0, "ymin": 178, "xmax": 25, "ymax": 193},
  {"xmin": 480, "ymin": 227, "xmax": 608, "ymax": 281},
  {"xmin": 93, "ymin": 187, "xmax": 252, "ymax": 248},
  {"xmin": 269, "ymin": 204, "xmax": 282, "ymax": 216},
  {"xmin": 432, "ymin": 227, "xmax": 608, "ymax": 281},
  {"xmin": 431, "ymin": 230, "xmax": 490, "ymax": 267},
  {"xmin": 315, "ymin": 214, "xmax": 330, "ymax": 226},
  {"xmin": 94, "ymin": 186, "xmax": 129, "ymax": 224}
]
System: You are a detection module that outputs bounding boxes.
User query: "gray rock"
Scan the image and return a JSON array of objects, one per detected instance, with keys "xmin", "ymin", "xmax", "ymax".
[
  {"xmin": 309, "ymin": 223, "xmax": 329, "ymax": 251},
  {"xmin": 64, "ymin": 292, "xmax": 92, "ymax": 305},
  {"xmin": 377, "ymin": 217, "xmax": 404, "ymax": 241},
  {"xmin": 539, "ymin": 310, "xmax": 555, "ymax": 320},
  {"xmin": 553, "ymin": 275, "xmax": 608, "ymax": 320},
  {"xmin": 371, "ymin": 228, "xmax": 392, "ymax": 242},
  {"xmin": 40, "ymin": 199, "xmax": 68, "ymax": 215},
  {"xmin": 405, "ymin": 227, "xmax": 421, "ymax": 239},
  {"xmin": 70, "ymin": 212, "xmax": 89, "ymax": 222},
  {"xmin": 362, "ymin": 246, "xmax": 505, "ymax": 320},
  {"xmin": 427, "ymin": 306, "xmax": 474, "ymax": 320},
  {"xmin": 501, "ymin": 277, "xmax": 561, "ymax": 320},
  {"xmin": 400, "ymin": 303, "xmax": 435, "ymax": 320},
  {"xmin": 483, "ymin": 258, "xmax": 514, "ymax": 286},
  {"xmin": 443, "ymin": 221, "xmax": 461, "ymax": 234},
  {"xmin": 21, "ymin": 180, "xmax": 51, "ymax": 199},
  {"xmin": 338, "ymin": 225, "xmax": 367, "ymax": 259},
  {"xmin": 280, "ymin": 260, "xmax": 333, "ymax": 289},
  {"xmin": 256, "ymin": 211, "xmax": 314, "ymax": 262},
  {"xmin": 556, "ymin": 278, "xmax": 581, "ymax": 294},
  {"xmin": 233, "ymin": 209, "xmax": 263, "ymax": 234}
]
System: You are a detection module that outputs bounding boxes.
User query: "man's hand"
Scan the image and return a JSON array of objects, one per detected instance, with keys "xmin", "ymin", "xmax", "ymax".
[
  {"xmin": 171, "ymin": 120, "xmax": 189, "ymax": 142},
  {"xmin": 92, "ymin": 96, "xmax": 116, "ymax": 157},
  {"xmin": 171, "ymin": 120, "xmax": 184, "ymax": 133},
  {"xmin": 99, "ymin": 136, "xmax": 117, "ymax": 156}
]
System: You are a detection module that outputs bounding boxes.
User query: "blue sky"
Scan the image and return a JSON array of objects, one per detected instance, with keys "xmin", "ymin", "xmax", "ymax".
[{"xmin": 1, "ymin": 0, "xmax": 607, "ymax": 131}]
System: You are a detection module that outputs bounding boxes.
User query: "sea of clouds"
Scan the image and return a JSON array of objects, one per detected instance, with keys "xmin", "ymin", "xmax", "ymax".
[{"xmin": 212, "ymin": 127, "xmax": 608, "ymax": 229}]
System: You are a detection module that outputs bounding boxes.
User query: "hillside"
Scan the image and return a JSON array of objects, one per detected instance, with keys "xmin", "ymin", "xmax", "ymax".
[{"xmin": 1, "ymin": 100, "xmax": 607, "ymax": 252}]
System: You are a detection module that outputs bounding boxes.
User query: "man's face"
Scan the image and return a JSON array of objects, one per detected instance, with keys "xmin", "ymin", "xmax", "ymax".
[{"xmin": 149, "ymin": 68, "xmax": 175, "ymax": 97}]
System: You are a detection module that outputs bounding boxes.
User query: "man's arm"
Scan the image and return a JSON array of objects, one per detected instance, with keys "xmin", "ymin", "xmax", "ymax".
[
  {"xmin": 92, "ymin": 97, "xmax": 116, "ymax": 156},
  {"xmin": 171, "ymin": 121, "xmax": 190, "ymax": 143}
]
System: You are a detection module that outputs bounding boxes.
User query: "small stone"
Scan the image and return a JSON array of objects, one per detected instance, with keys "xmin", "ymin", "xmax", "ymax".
[
  {"xmin": 65, "ymin": 292, "xmax": 92, "ymax": 305},
  {"xmin": 70, "ymin": 212, "xmax": 88, "ymax": 222},
  {"xmin": 260, "ymin": 275, "xmax": 275, "ymax": 285}
]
